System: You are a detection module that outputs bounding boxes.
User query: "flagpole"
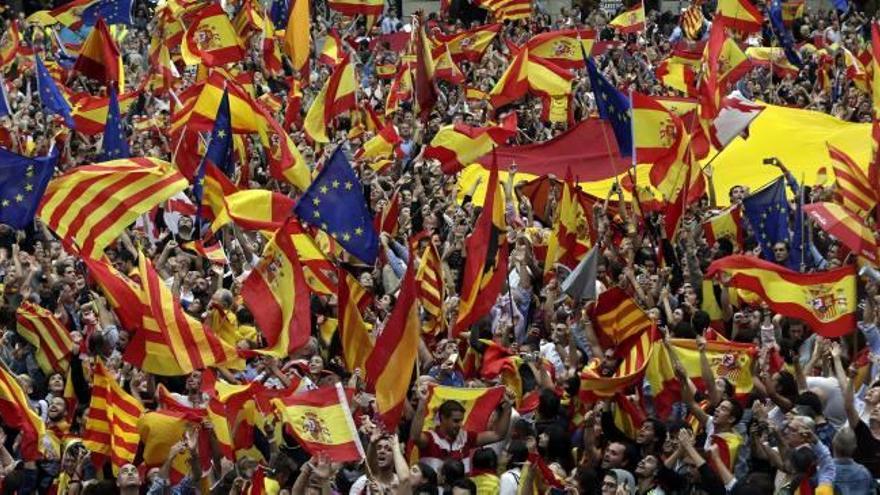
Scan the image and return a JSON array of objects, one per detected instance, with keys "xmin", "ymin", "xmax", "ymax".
[{"xmin": 799, "ymin": 171, "xmax": 806, "ymax": 272}]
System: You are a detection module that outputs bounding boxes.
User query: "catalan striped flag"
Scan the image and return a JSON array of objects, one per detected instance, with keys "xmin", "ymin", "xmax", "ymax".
[
  {"xmin": 425, "ymin": 113, "xmax": 517, "ymax": 174},
  {"xmin": 579, "ymin": 327, "xmax": 656, "ymax": 401},
  {"xmin": 702, "ymin": 205, "xmax": 744, "ymax": 248},
  {"xmin": 681, "ymin": 3, "xmax": 705, "ymax": 39},
  {"xmin": 81, "ymin": 257, "xmax": 144, "ymax": 333},
  {"xmin": 714, "ymin": 0, "xmax": 763, "ymax": 33},
  {"xmin": 242, "ymin": 220, "xmax": 312, "ymax": 358},
  {"xmin": 415, "ymin": 243, "xmax": 445, "ymax": 335},
  {"xmin": 37, "ymin": 158, "xmax": 188, "ymax": 260},
  {"xmin": 327, "ymin": 0, "xmax": 384, "ymax": 16},
  {"xmin": 272, "ymin": 384, "xmax": 365, "ymax": 461},
  {"xmin": 452, "ymin": 157, "xmax": 508, "ymax": 336},
  {"xmin": 365, "ymin": 261, "xmax": 421, "ymax": 428},
  {"xmin": 782, "ymin": 0, "xmax": 804, "ymax": 25},
  {"xmin": 15, "ymin": 301, "xmax": 74, "ymax": 375},
  {"xmin": 71, "ymin": 18, "xmax": 124, "ymax": 92},
  {"xmin": 124, "ymin": 254, "xmax": 242, "ymax": 375},
  {"xmin": 82, "ymin": 360, "xmax": 143, "ymax": 473},
  {"xmin": 590, "ymin": 287, "xmax": 652, "ymax": 347},
  {"xmin": 431, "ymin": 24, "xmax": 501, "ymax": 63},
  {"xmin": 0, "ymin": 365, "xmax": 45, "ymax": 461},
  {"xmin": 181, "ymin": 3, "xmax": 245, "ymax": 67},
  {"xmin": 871, "ymin": 23, "xmax": 880, "ymax": 115},
  {"xmin": 337, "ymin": 270, "xmax": 374, "ymax": 372},
  {"xmin": 805, "ymin": 202, "xmax": 878, "ymax": 263},
  {"xmin": 0, "ymin": 22, "xmax": 21, "ymax": 69},
  {"xmin": 477, "ymin": 0, "xmax": 531, "ymax": 21},
  {"xmin": 303, "ymin": 54, "xmax": 357, "ymax": 143},
  {"xmin": 520, "ymin": 29, "xmax": 596, "ymax": 69},
  {"xmin": 707, "ymin": 255, "xmax": 857, "ymax": 337},
  {"xmin": 419, "ymin": 385, "xmax": 505, "ymax": 433},
  {"xmin": 828, "ymin": 143, "xmax": 877, "ymax": 218},
  {"xmin": 609, "ymin": 2, "xmax": 646, "ymax": 33}
]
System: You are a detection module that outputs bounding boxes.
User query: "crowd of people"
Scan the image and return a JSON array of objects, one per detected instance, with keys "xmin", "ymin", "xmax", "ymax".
[{"xmin": 1, "ymin": 0, "xmax": 880, "ymax": 493}]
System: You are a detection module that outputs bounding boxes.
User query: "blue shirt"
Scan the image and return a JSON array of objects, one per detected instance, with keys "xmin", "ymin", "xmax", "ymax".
[{"xmin": 834, "ymin": 458, "xmax": 875, "ymax": 495}]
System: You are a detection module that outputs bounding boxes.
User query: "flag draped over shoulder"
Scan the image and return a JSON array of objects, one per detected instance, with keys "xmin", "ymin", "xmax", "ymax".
[
  {"xmin": 707, "ymin": 255, "xmax": 857, "ymax": 337},
  {"xmin": 0, "ymin": 365, "xmax": 46, "ymax": 461},
  {"xmin": 0, "ymin": 147, "xmax": 58, "ymax": 230},
  {"xmin": 16, "ymin": 301, "xmax": 74, "ymax": 375},
  {"xmin": 452, "ymin": 158, "xmax": 508, "ymax": 336},
  {"xmin": 272, "ymin": 384, "xmax": 364, "ymax": 462},
  {"xmin": 365, "ymin": 262, "xmax": 421, "ymax": 429},
  {"xmin": 37, "ymin": 158, "xmax": 187, "ymax": 260},
  {"xmin": 425, "ymin": 114, "xmax": 517, "ymax": 174},
  {"xmin": 241, "ymin": 220, "xmax": 312, "ymax": 358},
  {"xmin": 82, "ymin": 361, "xmax": 144, "ymax": 472}
]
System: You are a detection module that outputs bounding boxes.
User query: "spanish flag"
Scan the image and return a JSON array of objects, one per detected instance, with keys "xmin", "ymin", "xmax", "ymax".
[
  {"xmin": 520, "ymin": 28, "xmax": 596, "ymax": 69},
  {"xmin": 355, "ymin": 123, "xmax": 401, "ymax": 161},
  {"xmin": 0, "ymin": 365, "xmax": 46, "ymax": 461},
  {"xmin": 829, "ymin": 142, "xmax": 877, "ymax": 218},
  {"xmin": 293, "ymin": 227, "xmax": 337, "ymax": 295},
  {"xmin": 489, "ymin": 48, "xmax": 530, "ymax": 109},
  {"xmin": 82, "ymin": 360, "xmax": 144, "ymax": 473},
  {"xmin": 714, "ymin": 0, "xmax": 763, "ymax": 33},
  {"xmin": 15, "ymin": 301, "xmax": 74, "ymax": 375},
  {"xmin": 241, "ymin": 220, "xmax": 312, "ymax": 358},
  {"xmin": 432, "ymin": 23, "xmax": 501, "ymax": 63},
  {"xmin": 544, "ymin": 170, "xmax": 583, "ymax": 278},
  {"xmin": 707, "ymin": 255, "xmax": 857, "ymax": 337},
  {"xmin": 413, "ymin": 14, "xmax": 437, "ymax": 120},
  {"xmin": 415, "ymin": 242, "xmax": 445, "ymax": 335},
  {"xmin": 632, "ymin": 92, "xmax": 682, "ymax": 165},
  {"xmin": 745, "ymin": 47, "xmax": 800, "ymax": 78},
  {"xmin": 304, "ymin": 54, "xmax": 357, "ymax": 143},
  {"xmin": 655, "ymin": 58, "xmax": 699, "ymax": 96},
  {"xmin": 183, "ymin": 239, "xmax": 228, "ymax": 265},
  {"xmin": 434, "ymin": 43, "xmax": 465, "ymax": 85},
  {"xmin": 0, "ymin": 22, "xmax": 20, "ymax": 69},
  {"xmin": 72, "ymin": 91, "xmax": 138, "ymax": 135},
  {"xmin": 273, "ymin": 384, "xmax": 364, "ymax": 461},
  {"xmin": 579, "ymin": 327, "xmax": 656, "ymax": 401},
  {"xmin": 37, "ymin": 158, "xmax": 188, "ymax": 260},
  {"xmin": 124, "ymin": 254, "xmax": 242, "ymax": 375},
  {"xmin": 645, "ymin": 338, "xmax": 756, "ymax": 419},
  {"xmin": 137, "ymin": 410, "xmax": 194, "ymax": 484},
  {"xmin": 327, "ymin": 0, "xmax": 384, "ymax": 16},
  {"xmin": 181, "ymin": 3, "xmax": 245, "ymax": 67},
  {"xmin": 702, "ymin": 205, "xmax": 744, "ymax": 248},
  {"xmin": 283, "ymin": 0, "xmax": 310, "ymax": 80},
  {"xmin": 701, "ymin": 23, "xmax": 751, "ymax": 119},
  {"xmin": 365, "ymin": 261, "xmax": 421, "ymax": 428},
  {"xmin": 419, "ymin": 384, "xmax": 505, "ymax": 433},
  {"xmin": 424, "ymin": 113, "xmax": 517, "ymax": 174},
  {"xmin": 319, "ymin": 29, "xmax": 344, "ymax": 66},
  {"xmin": 337, "ymin": 270, "xmax": 374, "ymax": 372},
  {"xmin": 609, "ymin": 3, "xmax": 646, "ymax": 34},
  {"xmin": 71, "ymin": 18, "xmax": 124, "ymax": 92}
]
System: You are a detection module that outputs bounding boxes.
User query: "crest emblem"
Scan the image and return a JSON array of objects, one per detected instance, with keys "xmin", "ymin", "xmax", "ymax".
[
  {"xmin": 194, "ymin": 25, "xmax": 221, "ymax": 51},
  {"xmin": 806, "ymin": 284, "xmax": 848, "ymax": 322},
  {"xmin": 553, "ymin": 41, "xmax": 574, "ymax": 57},
  {"xmin": 297, "ymin": 411, "xmax": 331, "ymax": 443},
  {"xmin": 710, "ymin": 352, "xmax": 746, "ymax": 384}
]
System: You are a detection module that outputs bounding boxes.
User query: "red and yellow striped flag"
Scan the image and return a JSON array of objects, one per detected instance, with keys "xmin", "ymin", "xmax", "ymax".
[
  {"xmin": 415, "ymin": 243, "xmax": 445, "ymax": 335},
  {"xmin": 181, "ymin": 3, "xmax": 245, "ymax": 67},
  {"xmin": 124, "ymin": 254, "xmax": 242, "ymax": 375},
  {"xmin": 82, "ymin": 361, "xmax": 144, "ymax": 473},
  {"xmin": 355, "ymin": 123, "xmax": 401, "ymax": 161},
  {"xmin": 828, "ymin": 143, "xmax": 877, "ymax": 218},
  {"xmin": 707, "ymin": 255, "xmax": 857, "ymax": 337},
  {"xmin": 714, "ymin": 0, "xmax": 763, "ymax": 33},
  {"xmin": 433, "ymin": 43, "xmax": 465, "ymax": 85},
  {"xmin": 632, "ymin": 92, "xmax": 682, "ymax": 165},
  {"xmin": 319, "ymin": 29, "xmax": 344, "ymax": 66},
  {"xmin": 782, "ymin": 0, "xmax": 804, "ymax": 26},
  {"xmin": 701, "ymin": 23, "xmax": 751, "ymax": 119},
  {"xmin": 590, "ymin": 287, "xmax": 652, "ymax": 347},
  {"xmin": 241, "ymin": 220, "xmax": 312, "ymax": 358},
  {"xmin": 424, "ymin": 113, "xmax": 517, "ymax": 174},
  {"xmin": 545, "ymin": 172, "xmax": 584, "ymax": 278},
  {"xmin": 702, "ymin": 205, "xmax": 744, "ymax": 248},
  {"xmin": 221, "ymin": 189, "xmax": 296, "ymax": 231},
  {"xmin": 37, "ymin": 158, "xmax": 188, "ymax": 260},
  {"xmin": 431, "ymin": 24, "xmax": 501, "ymax": 63},
  {"xmin": 477, "ymin": 0, "xmax": 531, "ymax": 21},
  {"xmin": 655, "ymin": 59, "xmax": 698, "ymax": 96},
  {"xmin": 337, "ymin": 270, "xmax": 374, "ymax": 372},
  {"xmin": 304, "ymin": 54, "xmax": 357, "ymax": 143},
  {"xmin": 681, "ymin": 3, "xmax": 705, "ymax": 40},
  {"xmin": 327, "ymin": 0, "xmax": 384, "ymax": 16},
  {"xmin": 0, "ymin": 365, "xmax": 46, "ymax": 460},
  {"xmin": 609, "ymin": 2, "xmax": 646, "ymax": 33},
  {"xmin": 365, "ymin": 262, "xmax": 421, "ymax": 428},
  {"xmin": 272, "ymin": 384, "xmax": 365, "ymax": 461},
  {"xmin": 579, "ymin": 327, "xmax": 656, "ymax": 401},
  {"xmin": 183, "ymin": 240, "xmax": 228, "ymax": 265},
  {"xmin": 15, "ymin": 301, "xmax": 74, "ymax": 375},
  {"xmin": 804, "ymin": 202, "xmax": 878, "ymax": 263},
  {"xmin": 72, "ymin": 91, "xmax": 138, "ymax": 135},
  {"xmin": 71, "ymin": 18, "xmax": 123, "ymax": 92}
]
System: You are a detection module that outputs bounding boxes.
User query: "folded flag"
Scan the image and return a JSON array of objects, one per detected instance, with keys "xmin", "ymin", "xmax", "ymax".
[
  {"xmin": 35, "ymin": 54, "xmax": 74, "ymax": 128},
  {"xmin": 82, "ymin": 360, "xmax": 143, "ymax": 473},
  {"xmin": 609, "ymin": 2, "xmax": 646, "ymax": 33},
  {"xmin": 38, "ymin": 158, "xmax": 187, "ymax": 260},
  {"xmin": 16, "ymin": 301, "xmax": 74, "ymax": 375},
  {"xmin": 0, "ymin": 364, "xmax": 46, "ymax": 461},
  {"xmin": 425, "ymin": 113, "xmax": 517, "ymax": 174},
  {"xmin": 294, "ymin": 147, "xmax": 379, "ymax": 264},
  {"xmin": 0, "ymin": 147, "xmax": 58, "ymax": 230},
  {"xmin": 181, "ymin": 3, "xmax": 245, "ymax": 67},
  {"xmin": 71, "ymin": 18, "xmax": 124, "ymax": 92},
  {"xmin": 100, "ymin": 87, "xmax": 130, "ymax": 161},
  {"xmin": 707, "ymin": 255, "xmax": 857, "ymax": 337},
  {"xmin": 272, "ymin": 383, "xmax": 364, "ymax": 462}
]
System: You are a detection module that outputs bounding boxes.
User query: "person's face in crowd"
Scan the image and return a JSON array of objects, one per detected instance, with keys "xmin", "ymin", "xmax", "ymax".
[
  {"xmin": 358, "ymin": 272, "xmax": 373, "ymax": 290},
  {"xmin": 117, "ymin": 463, "xmax": 141, "ymax": 488},
  {"xmin": 635, "ymin": 454, "xmax": 660, "ymax": 479},
  {"xmin": 185, "ymin": 370, "xmax": 202, "ymax": 393},
  {"xmin": 178, "ymin": 216, "xmax": 194, "ymax": 240},
  {"xmin": 398, "ymin": 122, "xmax": 412, "ymax": 140},
  {"xmin": 713, "ymin": 400, "xmax": 738, "ymax": 428},
  {"xmin": 188, "ymin": 298, "xmax": 203, "ymax": 316},
  {"xmin": 789, "ymin": 322, "xmax": 806, "ymax": 342},
  {"xmin": 48, "ymin": 397, "xmax": 66, "ymax": 421},
  {"xmin": 601, "ymin": 474, "xmax": 619, "ymax": 495},
  {"xmin": 865, "ymin": 384, "xmax": 880, "ymax": 405},
  {"xmin": 773, "ymin": 242, "xmax": 789, "ymax": 263},
  {"xmin": 308, "ymin": 355, "xmax": 324, "ymax": 376},
  {"xmin": 48, "ymin": 373, "xmax": 65, "ymax": 395},
  {"xmin": 636, "ymin": 421, "xmax": 655, "ymax": 445},
  {"xmin": 377, "ymin": 294, "xmax": 392, "ymax": 313},
  {"xmin": 601, "ymin": 442, "xmax": 626, "ymax": 469},
  {"xmin": 749, "ymin": 310, "xmax": 763, "ymax": 330},
  {"xmin": 672, "ymin": 308, "xmax": 684, "ymax": 325},
  {"xmin": 374, "ymin": 438, "xmax": 393, "ymax": 468},
  {"xmin": 729, "ymin": 185, "xmax": 746, "ymax": 203},
  {"xmin": 782, "ymin": 418, "xmax": 808, "ymax": 447},
  {"xmin": 439, "ymin": 409, "xmax": 465, "ymax": 438},
  {"xmin": 870, "ymin": 402, "xmax": 880, "ymax": 425},
  {"xmin": 600, "ymin": 349, "xmax": 619, "ymax": 377},
  {"xmin": 409, "ymin": 464, "xmax": 424, "ymax": 486}
]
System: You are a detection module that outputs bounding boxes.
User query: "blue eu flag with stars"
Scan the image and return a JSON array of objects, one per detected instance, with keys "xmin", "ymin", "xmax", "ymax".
[
  {"xmin": 586, "ymin": 57, "xmax": 632, "ymax": 157},
  {"xmin": 743, "ymin": 177, "xmax": 793, "ymax": 263},
  {"xmin": 100, "ymin": 87, "xmax": 130, "ymax": 161},
  {"xmin": 0, "ymin": 147, "xmax": 58, "ymax": 229},
  {"xmin": 81, "ymin": 0, "xmax": 134, "ymax": 26},
  {"xmin": 35, "ymin": 55, "xmax": 74, "ymax": 128},
  {"xmin": 294, "ymin": 147, "xmax": 379, "ymax": 264},
  {"xmin": 204, "ymin": 90, "xmax": 234, "ymax": 177}
]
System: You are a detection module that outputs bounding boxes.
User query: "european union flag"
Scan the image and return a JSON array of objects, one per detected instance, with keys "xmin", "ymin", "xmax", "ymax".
[
  {"xmin": 769, "ymin": 0, "xmax": 803, "ymax": 67},
  {"xmin": 204, "ymin": 90, "xmax": 233, "ymax": 177},
  {"xmin": 294, "ymin": 147, "xmax": 379, "ymax": 264},
  {"xmin": 81, "ymin": 0, "xmax": 133, "ymax": 26},
  {"xmin": 100, "ymin": 87, "xmax": 130, "ymax": 161},
  {"xmin": 0, "ymin": 148, "xmax": 58, "ymax": 229},
  {"xmin": 270, "ymin": 0, "xmax": 291, "ymax": 30},
  {"xmin": 743, "ymin": 177, "xmax": 794, "ymax": 264},
  {"xmin": 586, "ymin": 57, "xmax": 632, "ymax": 157},
  {"xmin": 35, "ymin": 55, "xmax": 74, "ymax": 128}
]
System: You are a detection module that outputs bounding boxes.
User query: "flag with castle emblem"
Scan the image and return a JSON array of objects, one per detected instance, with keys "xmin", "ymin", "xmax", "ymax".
[
  {"xmin": 293, "ymin": 147, "xmax": 379, "ymax": 264},
  {"xmin": 0, "ymin": 148, "xmax": 58, "ymax": 229},
  {"xmin": 100, "ymin": 87, "xmax": 130, "ymax": 161}
]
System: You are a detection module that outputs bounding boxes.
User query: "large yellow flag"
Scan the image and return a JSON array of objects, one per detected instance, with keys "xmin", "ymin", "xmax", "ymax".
[{"xmin": 284, "ymin": 0, "xmax": 310, "ymax": 77}]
